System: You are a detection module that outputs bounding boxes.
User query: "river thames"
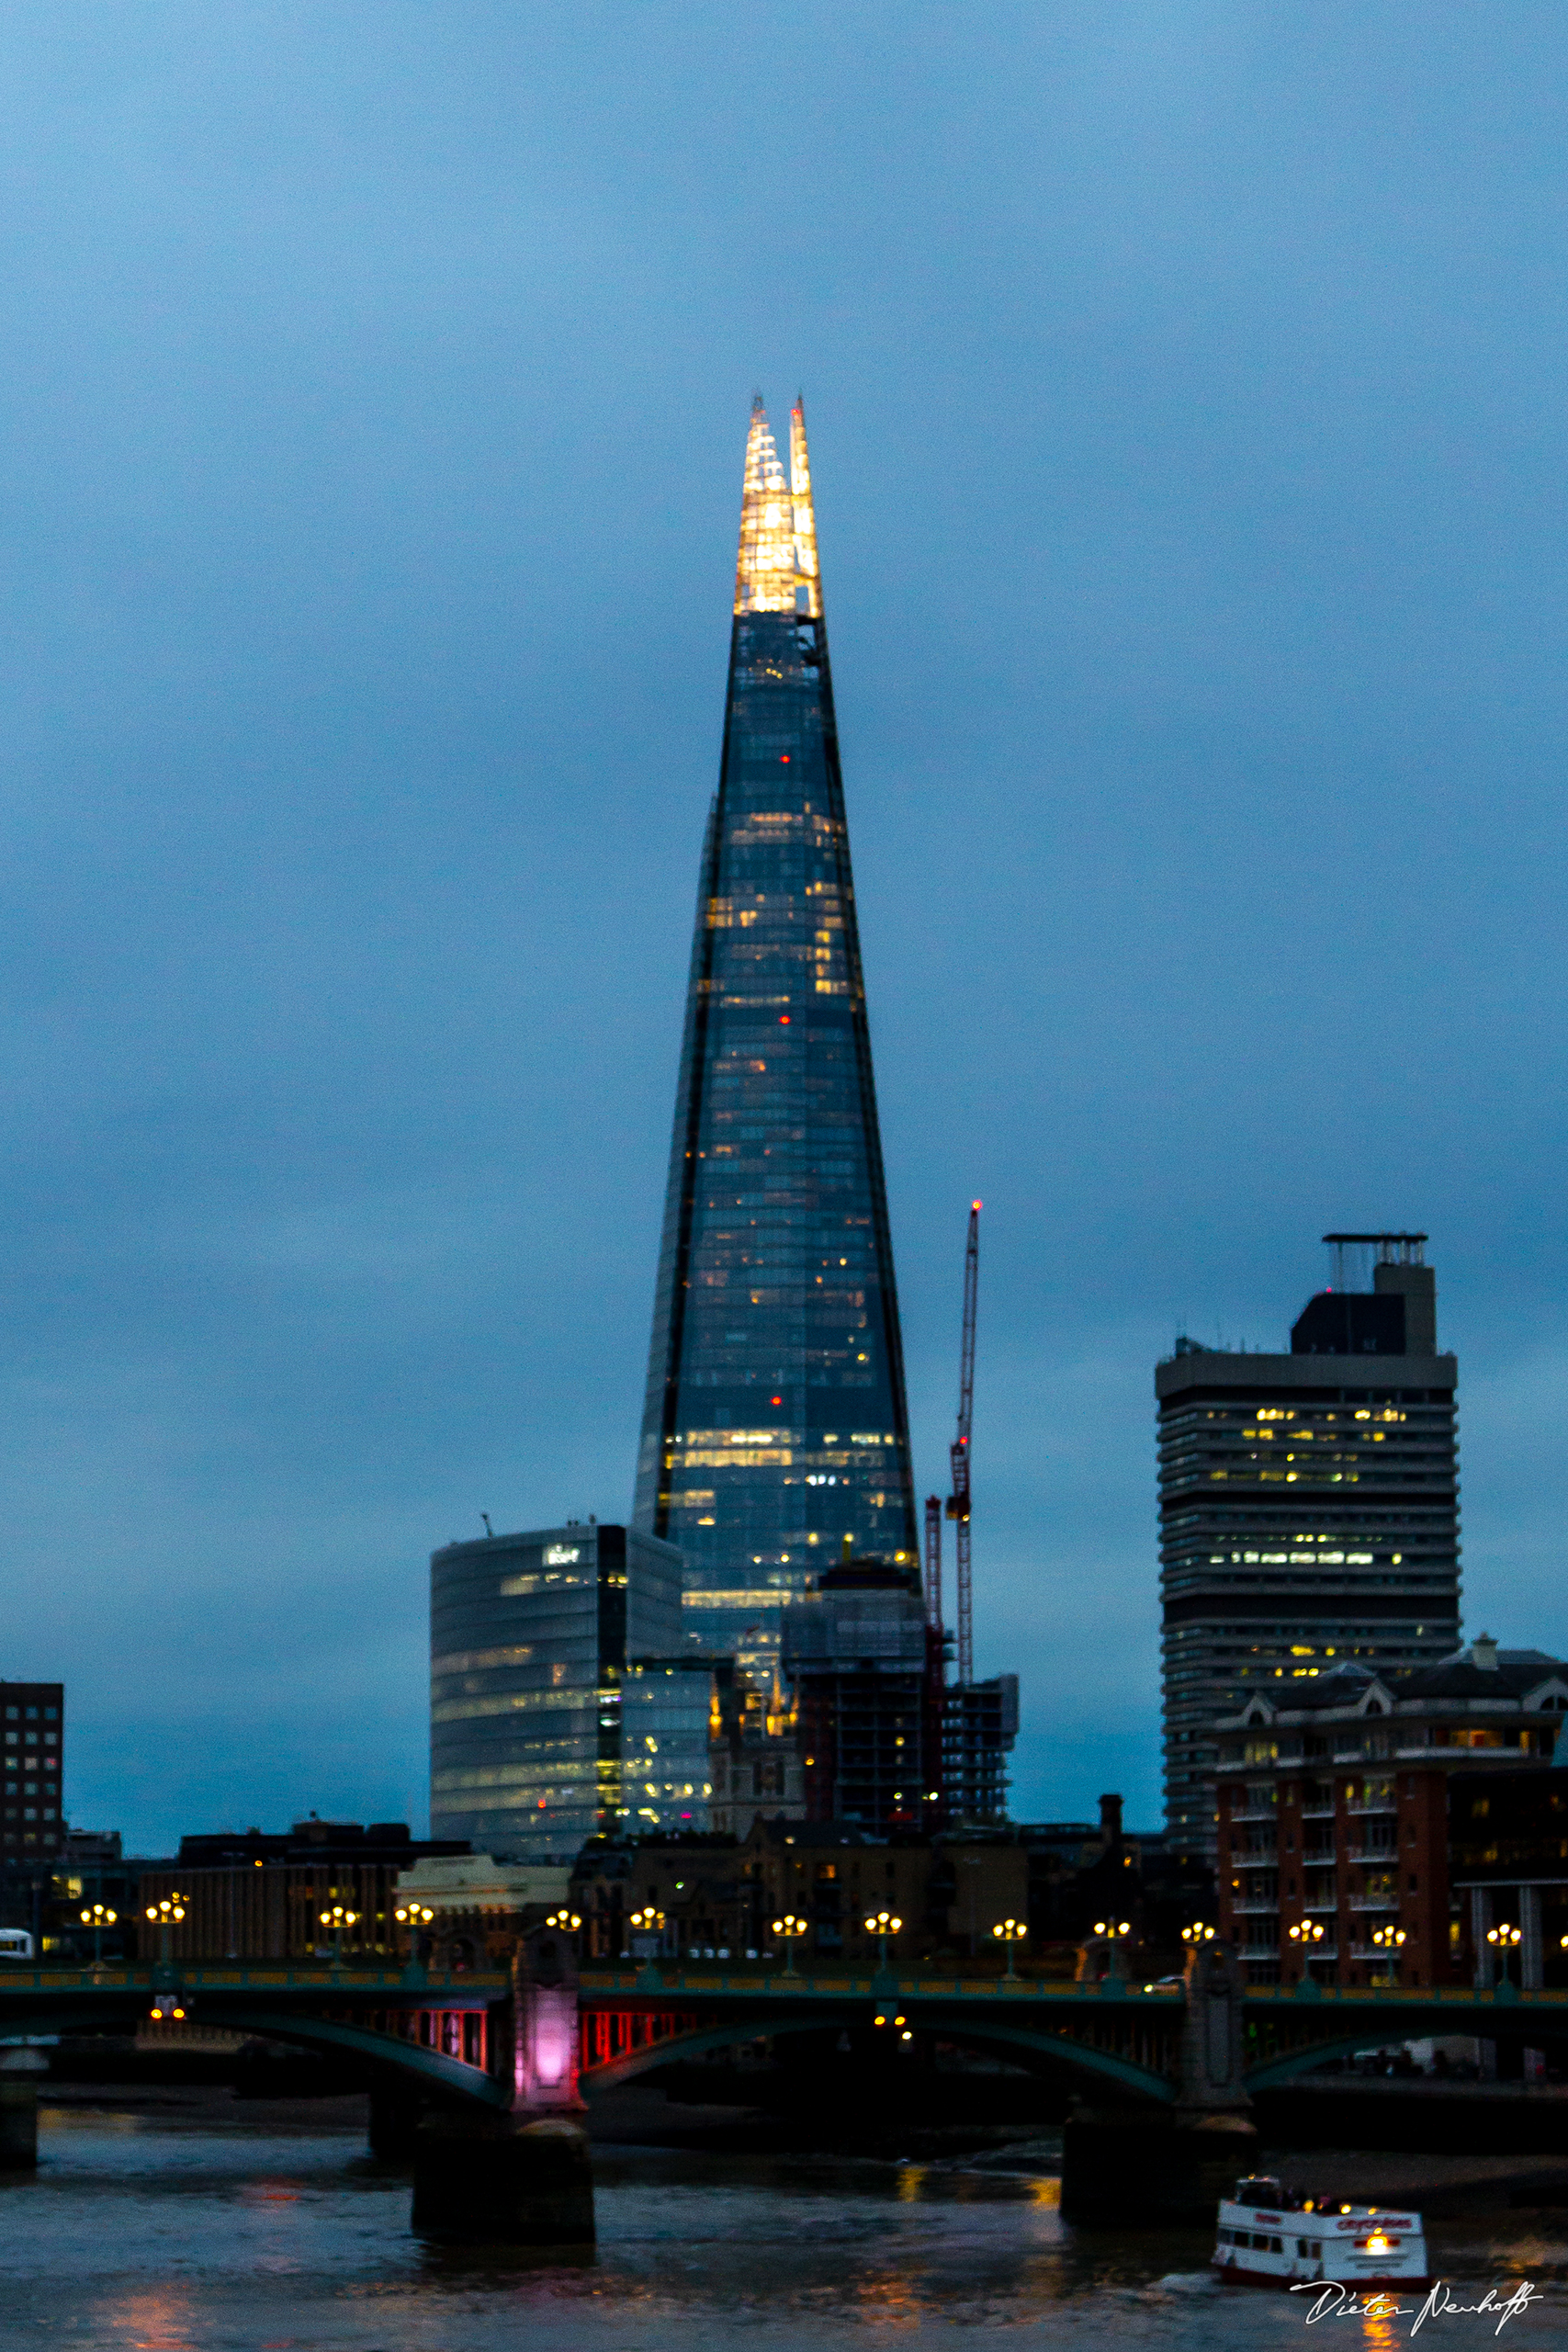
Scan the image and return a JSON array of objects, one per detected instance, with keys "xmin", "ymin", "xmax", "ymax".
[{"xmin": 3, "ymin": 2103, "xmax": 1565, "ymax": 2349}]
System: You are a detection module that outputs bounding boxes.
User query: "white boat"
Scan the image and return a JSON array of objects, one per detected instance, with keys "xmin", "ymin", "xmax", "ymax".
[{"xmin": 1213, "ymin": 2176, "xmax": 1428, "ymax": 2290}]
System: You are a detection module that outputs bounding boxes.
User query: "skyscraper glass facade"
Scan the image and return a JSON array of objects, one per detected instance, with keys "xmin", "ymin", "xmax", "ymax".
[
  {"xmin": 429, "ymin": 1522, "xmax": 689, "ymax": 1860},
  {"xmin": 634, "ymin": 399, "xmax": 918, "ymax": 1677}
]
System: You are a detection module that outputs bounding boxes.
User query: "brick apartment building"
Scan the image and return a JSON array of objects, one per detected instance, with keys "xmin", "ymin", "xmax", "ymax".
[{"xmin": 1213, "ymin": 1638, "xmax": 1568, "ymax": 1987}]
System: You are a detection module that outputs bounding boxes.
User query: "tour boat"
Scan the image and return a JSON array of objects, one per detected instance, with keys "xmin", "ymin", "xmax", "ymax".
[{"xmin": 1213, "ymin": 2177, "xmax": 1428, "ymax": 2290}]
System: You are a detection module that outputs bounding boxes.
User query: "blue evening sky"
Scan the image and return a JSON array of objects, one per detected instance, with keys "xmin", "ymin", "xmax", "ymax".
[{"xmin": 1, "ymin": 5, "xmax": 1564, "ymax": 1849}]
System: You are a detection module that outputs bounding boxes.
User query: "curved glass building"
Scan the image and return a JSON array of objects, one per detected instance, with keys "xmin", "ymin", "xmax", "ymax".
[{"xmin": 633, "ymin": 399, "xmax": 918, "ymax": 1678}]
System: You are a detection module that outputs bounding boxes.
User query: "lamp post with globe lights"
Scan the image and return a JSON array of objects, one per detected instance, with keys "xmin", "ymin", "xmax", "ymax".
[
  {"xmin": 79, "ymin": 1902, "xmax": 117, "ymax": 1966},
  {"xmin": 319, "ymin": 1903, "xmax": 360, "ymax": 1972},
  {"xmin": 863, "ymin": 1908, "xmax": 902, "ymax": 1971},
  {"xmin": 144, "ymin": 1894, "xmax": 187, "ymax": 2021},
  {"xmin": 772, "ymin": 1912, "xmax": 807, "ymax": 1976},
  {"xmin": 992, "ymin": 1918, "xmax": 1027, "ymax": 1980},
  {"xmin": 1487, "ymin": 1921, "xmax": 1522, "ymax": 1987}
]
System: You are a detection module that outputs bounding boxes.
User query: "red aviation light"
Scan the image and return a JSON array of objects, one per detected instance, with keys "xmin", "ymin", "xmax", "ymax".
[
  {"xmin": 780, "ymin": 753, "xmax": 791, "ymax": 762},
  {"xmin": 779, "ymin": 1014, "xmax": 790, "ymax": 1023}
]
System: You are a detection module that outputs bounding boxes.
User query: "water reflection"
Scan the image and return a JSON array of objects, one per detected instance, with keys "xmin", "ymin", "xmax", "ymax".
[{"xmin": 6, "ymin": 2111, "xmax": 1566, "ymax": 2350}]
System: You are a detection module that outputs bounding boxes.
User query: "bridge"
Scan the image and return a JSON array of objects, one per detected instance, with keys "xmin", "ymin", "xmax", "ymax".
[{"xmin": 3, "ymin": 1954, "xmax": 1565, "ymax": 2116}]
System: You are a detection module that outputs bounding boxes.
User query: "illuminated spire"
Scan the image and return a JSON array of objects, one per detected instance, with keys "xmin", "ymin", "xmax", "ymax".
[
  {"xmin": 734, "ymin": 397, "xmax": 795, "ymax": 615},
  {"xmin": 734, "ymin": 392, "xmax": 822, "ymax": 617},
  {"xmin": 789, "ymin": 396, "xmax": 822, "ymax": 620}
]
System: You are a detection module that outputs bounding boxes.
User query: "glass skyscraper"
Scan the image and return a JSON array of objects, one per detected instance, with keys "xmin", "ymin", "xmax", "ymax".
[
  {"xmin": 634, "ymin": 398, "xmax": 918, "ymax": 1677},
  {"xmin": 429, "ymin": 1521, "xmax": 705, "ymax": 1859}
]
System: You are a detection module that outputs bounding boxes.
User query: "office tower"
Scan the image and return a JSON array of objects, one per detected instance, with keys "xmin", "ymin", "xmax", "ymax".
[
  {"xmin": 429, "ymin": 1521, "xmax": 705, "ymax": 1860},
  {"xmin": 1, "ymin": 1681, "xmax": 64, "ymax": 1862},
  {"xmin": 942, "ymin": 1673, "xmax": 1020, "ymax": 1824},
  {"xmin": 634, "ymin": 398, "xmax": 918, "ymax": 1678},
  {"xmin": 783, "ymin": 1555, "xmax": 936, "ymax": 1832},
  {"xmin": 1157, "ymin": 1234, "xmax": 1461, "ymax": 1857}
]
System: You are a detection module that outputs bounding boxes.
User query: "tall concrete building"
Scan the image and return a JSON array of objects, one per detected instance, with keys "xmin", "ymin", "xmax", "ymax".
[
  {"xmin": 2, "ymin": 1681, "xmax": 63, "ymax": 1864},
  {"xmin": 1157, "ymin": 1234, "xmax": 1460, "ymax": 1857},
  {"xmin": 429, "ymin": 1521, "xmax": 706, "ymax": 1860},
  {"xmin": 633, "ymin": 397, "xmax": 919, "ymax": 1680}
]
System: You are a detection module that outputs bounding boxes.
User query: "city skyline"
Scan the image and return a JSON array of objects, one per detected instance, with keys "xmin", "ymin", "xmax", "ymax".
[{"xmin": 0, "ymin": 11, "xmax": 1565, "ymax": 1850}]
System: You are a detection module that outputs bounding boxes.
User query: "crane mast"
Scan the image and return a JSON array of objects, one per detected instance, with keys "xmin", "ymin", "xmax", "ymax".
[
  {"xmin": 945, "ymin": 1201, "xmax": 980, "ymax": 1684},
  {"xmin": 923, "ymin": 1493, "xmax": 943, "ymax": 1632}
]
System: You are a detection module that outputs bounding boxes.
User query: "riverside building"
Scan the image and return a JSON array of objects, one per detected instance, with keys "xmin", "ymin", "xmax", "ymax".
[
  {"xmin": 429, "ymin": 1521, "xmax": 706, "ymax": 1860},
  {"xmin": 633, "ymin": 397, "xmax": 919, "ymax": 1680},
  {"xmin": 1213, "ymin": 1638, "xmax": 1568, "ymax": 1988},
  {"xmin": 1156, "ymin": 1234, "xmax": 1461, "ymax": 1857}
]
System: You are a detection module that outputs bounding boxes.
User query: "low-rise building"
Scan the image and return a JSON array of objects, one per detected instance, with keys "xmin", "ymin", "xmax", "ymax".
[
  {"xmin": 390, "ymin": 1852, "xmax": 570, "ymax": 1966},
  {"xmin": 570, "ymin": 1822, "xmax": 1031, "ymax": 1967},
  {"xmin": 138, "ymin": 1817, "xmax": 468, "ymax": 1962},
  {"xmin": 1213, "ymin": 1639, "xmax": 1568, "ymax": 1987}
]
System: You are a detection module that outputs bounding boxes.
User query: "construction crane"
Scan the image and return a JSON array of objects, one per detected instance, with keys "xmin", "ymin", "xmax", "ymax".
[
  {"xmin": 923, "ymin": 1493, "xmax": 943, "ymax": 1633},
  {"xmin": 945, "ymin": 1201, "xmax": 980, "ymax": 1685}
]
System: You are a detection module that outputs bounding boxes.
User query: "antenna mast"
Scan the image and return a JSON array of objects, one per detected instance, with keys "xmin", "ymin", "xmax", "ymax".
[{"xmin": 946, "ymin": 1202, "xmax": 980, "ymax": 1684}]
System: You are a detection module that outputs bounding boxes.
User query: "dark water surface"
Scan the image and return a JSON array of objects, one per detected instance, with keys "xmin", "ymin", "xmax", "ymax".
[{"xmin": 3, "ymin": 2105, "xmax": 1566, "ymax": 2349}]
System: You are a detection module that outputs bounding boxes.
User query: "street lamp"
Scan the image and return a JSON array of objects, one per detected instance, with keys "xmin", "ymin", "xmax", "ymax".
[
  {"xmin": 991, "ymin": 1918, "xmax": 1027, "ymax": 1980},
  {"xmin": 144, "ymin": 1894, "xmax": 187, "ymax": 2020},
  {"xmin": 1288, "ymin": 1922, "xmax": 1327, "ymax": 1943},
  {"xmin": 1371, "ymin": 1925, "xmax": 1407, "ymax": 1979},
  {"xmin": 395, "ymin": 1903, "xmax": 434, "ymax": 1933},
  {"xmin": 79, "ymin": 1903, "xmax": 117, "ymax": 1965},
  {"xmin": 545, "ymin": 1908, "xmax": 582, "ymax": 1933},
  {"xmin": 319, "ymin": 1904, "xmax": 360, "ymax": 1968},
  {"xmin": 1180, "ymin": 1922, "xmax": 1216, "ymax": 1946},
  {"xmin": 772, "ymin": 1912, "xmax": 807, "ymax": 1975},
  {"xmin": 144, "ymin": 1895, "xmax": 186, "ymax": 1959},
  {"xmin": 1486, "ymin": 1922, "xmax": 1522, "ymax": 1985},
  {"xmin": 627, "ymin": 1905, "xmax": 664, "ymax": 1961},
  {"xmin": 863, "ymin": 1908, "xmax": 902, "ymax": 1971}
]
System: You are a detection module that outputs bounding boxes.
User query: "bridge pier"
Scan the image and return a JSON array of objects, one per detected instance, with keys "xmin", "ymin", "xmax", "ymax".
[
  {"xmin": 1062, "ymin": 1942, "xmax": 1256, "ymax": 2225},
  {"xmin": 0, "ymin": 2048, "xmax": 49, "ymax": 2171},
  {"xmin": 412, "ymin": 2112, "xmax": 594, "ymax": 2245},
  {"xmin": 411, "ymin": 1925, "xmax": 593, "ymax": 2247},
  {"xmin": 367, "ymin": 2079, "xmax": 423, "ymax": 2162}
]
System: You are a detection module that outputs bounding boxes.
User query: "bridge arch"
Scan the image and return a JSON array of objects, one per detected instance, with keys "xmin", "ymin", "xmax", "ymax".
[
  {"xmin": 584, "ymin": 2004, "xmax": 1176, "ymax": 2106},
  {"xmin": 2, "ymin": 1991, "xmax": 507, "ymax": 2110}
]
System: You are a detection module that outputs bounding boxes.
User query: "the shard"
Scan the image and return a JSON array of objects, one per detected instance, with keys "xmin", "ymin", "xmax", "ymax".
[{"xmin": 634, "ymin": 397, "xmax": 918, "ymax": 1679}]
